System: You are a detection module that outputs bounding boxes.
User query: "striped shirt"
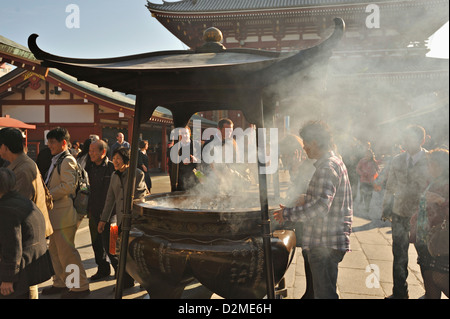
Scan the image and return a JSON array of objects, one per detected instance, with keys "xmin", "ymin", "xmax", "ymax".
[{"xmin": 282, "ymin": 151, "xmax": 353, "ymax": 251}]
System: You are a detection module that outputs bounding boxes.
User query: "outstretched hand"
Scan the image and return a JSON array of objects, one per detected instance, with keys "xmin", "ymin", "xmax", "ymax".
[
  {"xmin": 0, "ymin": 282, "xmax": 14, "ymax": 296},
  {"xmin": 273, "ymin": 204, "xmax": 286, "ymax": 224}
]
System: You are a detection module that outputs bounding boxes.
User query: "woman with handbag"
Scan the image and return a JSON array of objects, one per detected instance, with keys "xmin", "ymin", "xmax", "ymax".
[
  {"xmin": 0, "ymin": 168, "xmax": 54, "ymax": 299},
  {"xmin": 411, "ymin": 148, "xmax": 449, "ymax": 298},
  {"xmin": 97, "ymin": 147, "xmax": 149, "ymax": 290}
]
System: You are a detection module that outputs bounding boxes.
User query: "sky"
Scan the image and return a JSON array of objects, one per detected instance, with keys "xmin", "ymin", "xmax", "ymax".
[
  {"xmin": 0, "ymin": 0, "xmax": 448, "ymax": 59},
  {"xmin": 1, "ymin": 0, "xmax": 187, "ymax": 58}
]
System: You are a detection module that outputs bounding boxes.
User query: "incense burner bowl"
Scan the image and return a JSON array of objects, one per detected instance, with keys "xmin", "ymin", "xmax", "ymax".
[{"xmin": 126, "ymin": 192, "xmax": 296, "ymax": 299}]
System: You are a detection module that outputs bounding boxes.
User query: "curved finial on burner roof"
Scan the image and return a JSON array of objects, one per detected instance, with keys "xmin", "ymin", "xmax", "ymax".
[
  {"xmin": 27, "ymin": 34, "xmax": 106, "ymax": 65},
  {"xmin": 27, "ymin": 34, "xmax": 47, "ymax": 61},
  {"xmin": 28, "ymin": 34, "xmax": 94, "ymax": 65}
]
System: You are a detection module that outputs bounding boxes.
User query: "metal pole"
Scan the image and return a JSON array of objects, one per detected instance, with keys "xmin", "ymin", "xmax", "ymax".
[
  {"xmin": 272, "ymin": 113, "xmax": 280, "ymax": 200},
  {"xmin": 114, "ymin": 94, "xmax": 144, "ymax": 299},
  {"xmin": 256, "ymin": 98, "xmax": 276, "ymax": 299}
]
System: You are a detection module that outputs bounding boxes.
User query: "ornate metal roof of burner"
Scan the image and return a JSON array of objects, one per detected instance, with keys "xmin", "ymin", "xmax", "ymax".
[{"xmin": 28, "ymin": 18, "xmax": 344, "ymax": 127}]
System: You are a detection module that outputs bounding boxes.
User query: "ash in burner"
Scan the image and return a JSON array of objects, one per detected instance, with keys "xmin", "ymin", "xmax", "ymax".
[
  {"xmin": 150, "ymin": 160, "xmax": 262, "ymax": 211},
  {"xmin": 143, "ymin": 155, "xmax": 269, "ymax": 211},
  {"xmin": 143, "ymin": 193, "xmax": 262, "ymax": 211}
]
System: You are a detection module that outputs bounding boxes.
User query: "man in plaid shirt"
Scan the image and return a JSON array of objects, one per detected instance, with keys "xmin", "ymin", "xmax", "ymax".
[{"xmin": 274, "ymin": 120, "xmax": 353, "ymax": 299}]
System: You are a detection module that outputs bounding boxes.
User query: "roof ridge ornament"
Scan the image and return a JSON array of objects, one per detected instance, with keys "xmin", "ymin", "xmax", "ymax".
[{"xmin": 195, "ymin": 27, "xmax": 226, "ymax": 53}]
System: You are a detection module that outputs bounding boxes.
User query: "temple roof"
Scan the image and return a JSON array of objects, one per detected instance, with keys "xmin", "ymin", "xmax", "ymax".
[
  {"xmin": 0, "ymin": 35, "xmax": 170, "ymax": 120},
  {"xmin": 146, "ymin": 0, "xmax": 416, "ymax": 13},
  {"xmin": 0, "ymin": 35, "xmax": 37, "ymax": 63},
  {"xmin": 147, "ymin": 0, "xmax": 448, "ymax": 52}
]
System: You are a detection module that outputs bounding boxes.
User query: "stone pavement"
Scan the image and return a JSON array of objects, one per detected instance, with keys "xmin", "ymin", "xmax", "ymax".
[{"xmin": 38, "ymin": 170, "xmax": 447, "ymax": 299}]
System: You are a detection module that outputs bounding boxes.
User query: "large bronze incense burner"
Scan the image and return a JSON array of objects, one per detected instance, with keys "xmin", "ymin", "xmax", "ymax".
[
  {"xmin": 128, "ymin": 192, "xmax": 296, "ymax": 299},
  {"xmin": 29, "ymin": 18, "xmax": 344, "ymax": 298}
]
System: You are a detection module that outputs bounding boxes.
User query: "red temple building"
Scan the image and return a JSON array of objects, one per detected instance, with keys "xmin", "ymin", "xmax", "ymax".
[
  {"xmin": 0, "ymin": 36, "xmax": 172, "ymax": 168},
  {"xmin": 147, "ymin": 0, "xmax": 449, "ymax": 150},
  {"xmin": 147, "ymin": 0, "xmax": 446, "ymax": 51}
]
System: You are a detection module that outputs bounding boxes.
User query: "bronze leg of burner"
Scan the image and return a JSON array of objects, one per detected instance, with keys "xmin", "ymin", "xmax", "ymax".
[
  {"xmin": 144, "ymin": 279, "xmax": 188, "ymax": 299},
  {"xmin": 275, "ymin": 278, "xmax": 288, "ymax": 299}
]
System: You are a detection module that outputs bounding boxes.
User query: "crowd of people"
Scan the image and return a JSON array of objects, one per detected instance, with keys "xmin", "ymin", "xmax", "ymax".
[
  {"xmin": 0, "ymin": 120, "xmax": 448, "ymax": 299},
  {"xmin": 0, "ymin": 128, "xmax": 150, "ymax": 299},
  {"xmin": 275, "ymin": 122, "xmax": 448, "ymax": 299}
]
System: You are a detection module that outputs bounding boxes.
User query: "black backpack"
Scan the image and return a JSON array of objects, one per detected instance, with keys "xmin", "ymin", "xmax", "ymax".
[{"xmin": 56, "ymin": 151, "xmax": 90, "ymax": 216}]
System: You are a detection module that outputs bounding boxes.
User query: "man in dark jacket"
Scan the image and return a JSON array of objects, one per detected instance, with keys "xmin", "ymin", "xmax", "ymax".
[
  {"xmin": 85, "ymin": 139, "xmax": 116, "ymax": 281},
  {"xmin": 168, "ymin": 126, "xmax": 199, "ymax": 191},
  {"xmin": 0, "ymin": 168, "xmax": 53, "ymax": 299},
  {"xmin": 0, "ymin": 127, "xmax": 54, "ymax": 299}
]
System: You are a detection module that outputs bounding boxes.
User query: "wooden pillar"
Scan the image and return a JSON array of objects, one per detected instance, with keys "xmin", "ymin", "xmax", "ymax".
[
  {"xmin": 24, "ymin": 129, "xmax": 28, "ymax": 147},
  {"xmin": 45, "ymin": 81, "xmax": 50, "ymax": 124},
  {"xmin": 93, "ymin": 104, "xmax": 102, "ymax": 137},
  {"xmin": 127, "ymin": 116, "xmax": 133, "ymax": 144},
  {"xmin": 161, "ymin": 123, "xmax": 167, "ymax": 172}
]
